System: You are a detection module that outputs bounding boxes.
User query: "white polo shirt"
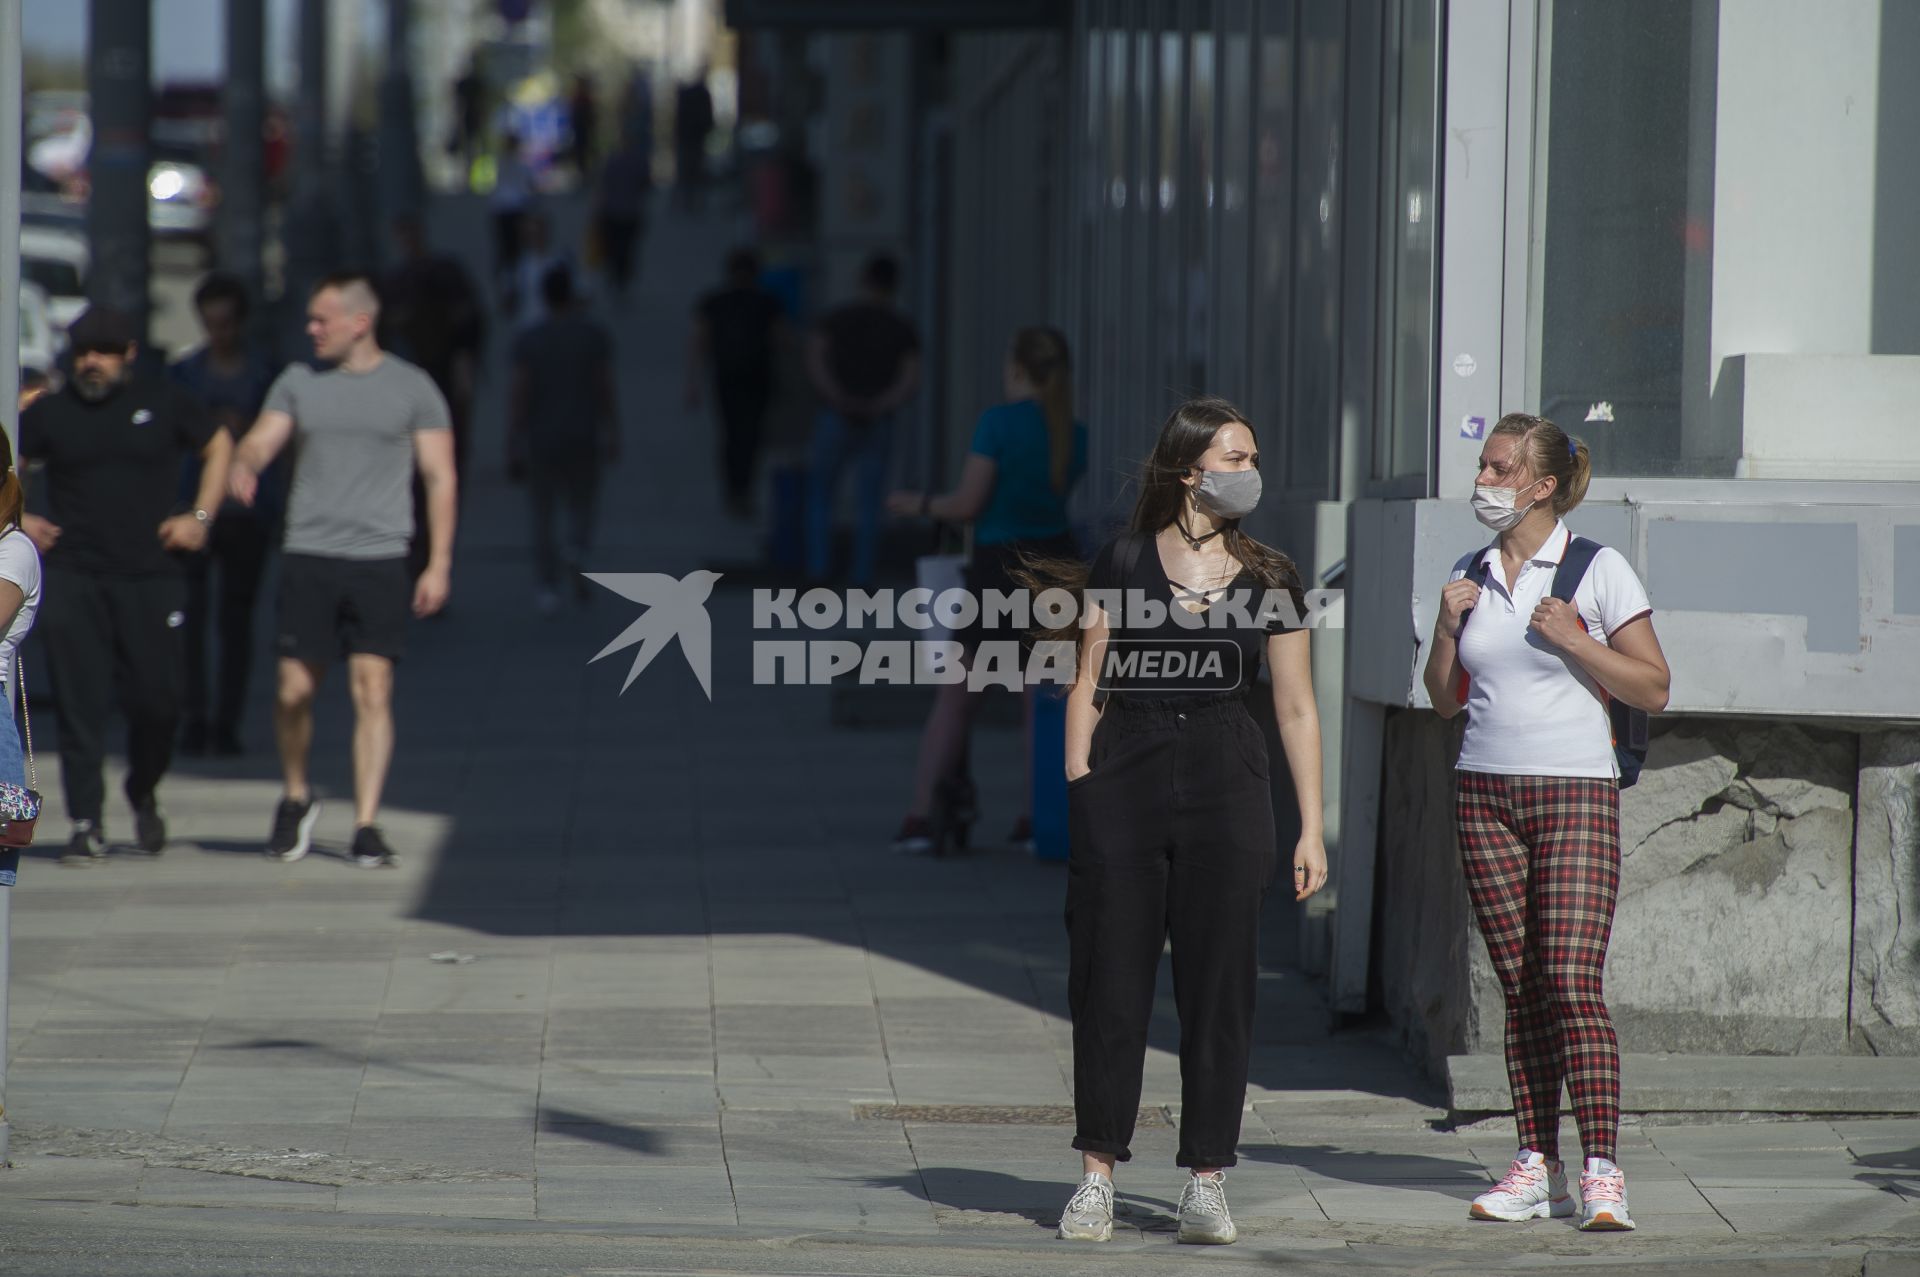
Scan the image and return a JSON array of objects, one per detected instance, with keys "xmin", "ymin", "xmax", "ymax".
[{"xmin": 1449, "ymin": 522, "xmax": 1652, "ymax": 778}]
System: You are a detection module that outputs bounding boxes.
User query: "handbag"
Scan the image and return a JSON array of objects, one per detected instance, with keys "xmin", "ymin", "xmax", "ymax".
[{"xmin": 0, "ymin": 658, "xmax": 42, "ymax": 848}]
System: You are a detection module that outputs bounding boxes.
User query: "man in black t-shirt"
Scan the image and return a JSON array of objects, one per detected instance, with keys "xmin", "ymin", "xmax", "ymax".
[
  {"xmin": 510, "ymin": 265, "xmax": 618, "ymax": 613},
  {"xmin": 803, "ymin": 253, "xmax": 920, "ymax": 586},
  {"xmin": 688, "ymin": 247, "xmax": 784, "ymax": 518},
  {"xmin": 20, "ymin": 306, "xmax": 232, "ymax": 863}
]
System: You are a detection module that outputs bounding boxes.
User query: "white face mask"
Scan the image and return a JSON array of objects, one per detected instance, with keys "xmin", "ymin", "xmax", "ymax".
[{"xmin": 1471, "ymin": 482, "xmax": 1540, "ymax": 532}]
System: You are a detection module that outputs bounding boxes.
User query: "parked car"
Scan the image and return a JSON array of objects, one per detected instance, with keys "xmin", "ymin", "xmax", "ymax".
[
  {"xmin": 19, "ymin": 224, "xmax": 90, "ymax": 334},
  {"xmin": 147, "ymin": 142, "xmax": 217, "ymax": 256}
]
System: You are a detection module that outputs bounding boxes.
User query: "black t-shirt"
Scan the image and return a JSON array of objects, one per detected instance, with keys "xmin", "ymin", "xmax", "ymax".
[
  {"xmin": 1088, "ymin": 532, "xmax": 1306, "ymax": 701},
  {"xmin": 818, "ymin": 302, "xmax": 919, "ymax": 401},
  {"xmin": 697, "ymin": 286, "xmax": 782, "ymax": 385},
  {"xmin": 512, "ymin": 312, "xmax": 614, "ymax": 458},
  {"xmin": 20, "ymin": 379, "xmax": 218, "ymax": 576}
]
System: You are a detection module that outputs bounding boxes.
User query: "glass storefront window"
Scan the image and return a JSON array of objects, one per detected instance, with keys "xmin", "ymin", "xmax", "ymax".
[
  {"xmin": 1250, "ymin": 6, "xmax": 1295, "ymax": 462},
  {"xmin": 1215, "ymin": 0, "xmax": 1253, "ymax": 404},
  {"xmin": 1527, "ymin": 0, "xmax": 1724, "ymax": 475},
  {"xmin": 1186, "ymin": 15, "xmax": 1216, "ymax": 396}
]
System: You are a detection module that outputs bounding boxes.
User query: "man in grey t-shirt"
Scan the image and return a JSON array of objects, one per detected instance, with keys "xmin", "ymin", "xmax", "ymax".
[{"xmin": 229, "ymin": 273, "xmax": 458, "ymax": 869}]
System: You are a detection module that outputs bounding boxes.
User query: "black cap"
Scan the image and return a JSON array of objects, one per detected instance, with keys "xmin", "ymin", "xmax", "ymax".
[{"xmin": 67, "ymin": 305, "xmax": 138, "ymax": 351}]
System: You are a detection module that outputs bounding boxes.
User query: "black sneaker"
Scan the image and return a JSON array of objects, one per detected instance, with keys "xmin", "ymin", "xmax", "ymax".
[
  {"xmin": 268, "ymin": 796, "xmax": 320, "ymax": 863},
  {"xmin": 350, "ymin": 825, "xmax": 399, "ymax": 869},
  {"xmin": 60, "ymin": 821, "xmax": 107, "ymax": 866},
  {"xmin": 131, "ymin": 795, "xmax": 167, "ymax": 855}
]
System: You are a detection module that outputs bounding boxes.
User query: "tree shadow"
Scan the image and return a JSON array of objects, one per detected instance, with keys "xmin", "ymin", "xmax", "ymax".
[
  {"xmin": 1239, "ymin": 1142, "xmax": 1489, "ymax": 1198},
  {"xmin": 853, "ymin": 1167, "xmax": 1180, "ymax": 1230},
  {"xmin": 537, "ymin": 1107, "xmax": 664, "ymax": 1157}
]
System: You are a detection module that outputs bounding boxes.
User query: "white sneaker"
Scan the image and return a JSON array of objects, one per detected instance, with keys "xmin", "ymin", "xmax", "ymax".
[
  {"xmin": 1470, "ymin": 1150, "xmax": 1574, "ymax": 1221},
  {"xmin": 1177, "ymin": 1170, "xmax": 1237, "ymax": 1244},
  {"xmin": 1579, "ymin": 1158, "xmax": 1636, "ymax": 1231},
  {"xmin": 1056, "ymin": 1172, "xmax": 1114, "ymax": 1241}
]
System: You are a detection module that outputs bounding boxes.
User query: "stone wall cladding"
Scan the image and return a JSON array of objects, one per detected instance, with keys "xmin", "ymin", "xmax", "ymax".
[
  {"xmin": 1854, "ymin": 729, "xmax": 1920, "ymax": 1055},
  {"xmin": 1372, "ymin": 713, "xmax": 1908, "ymax": 1072},
  {"xmin": 1607, "ymin": 722, "xmax": 1856, "ymax": 1055}
]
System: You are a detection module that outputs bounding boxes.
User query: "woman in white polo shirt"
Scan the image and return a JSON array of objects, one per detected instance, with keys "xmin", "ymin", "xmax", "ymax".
[{"xmin": 1423, "ymin": 413, "xmax": 1670, "ymax": 1233}]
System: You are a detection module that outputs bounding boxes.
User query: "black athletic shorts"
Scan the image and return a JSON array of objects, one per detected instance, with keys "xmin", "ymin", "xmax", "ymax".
[{"xmin": 277, "ymin": 553, "xmax": 411, "ymax": 665}]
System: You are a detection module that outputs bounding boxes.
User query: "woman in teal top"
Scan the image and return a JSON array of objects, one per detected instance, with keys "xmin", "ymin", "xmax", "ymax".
[{"xmin": 886, "ymin": 327, "xmax": 1089, "ymax": 854}]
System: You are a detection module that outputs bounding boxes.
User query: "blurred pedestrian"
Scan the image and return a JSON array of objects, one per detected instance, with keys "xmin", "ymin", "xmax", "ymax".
[
  {"xmin": 380, "ymin": 212, "xmax": 484, "ymax": 492},
  {"xmin": 20, "ymin": 306, "xmax": 232, "ymax": 862},
  {"xmin": 594, "ymin": 128, "xmax": 652, "ymax": 300},
  {"xmin": 489, "ymin": 130, "xmax": 535, "ymax": 301},
  {"xmin": 620, "ymin": 68, "xmax": 655, "ymax": 150},
  {"xmin": 510, "ymin": 209, "xmax": 572, "ymax": 330},
  {"xmin": 509, "ymin": 265, "xmax": 618, "ymax": 615},
  {"xmin": 689, "ymin": 247, "xmax": 783, "ymax": 518},
  {"xmin": 228, "ymin": 275, "xmax": 457, "ymax": 870},
  {"xmin": 169, "ymin": 273, "xmax": 283, "ymax": 758},
  {"xmin": 883, "ymin": 328, "xmax": 1086, "ymax": 855},
  {"xmin": 804, "ymin": 253, "xmax": 920, "ymax": 587},
  {"xmin": 451, "ymin": 59, "xmax": 487, "ymax": 183},
  {"xmin": 673, "ymin": 76, "xmax": 714, "ymax": 215},
  {"xmin": 568, "ymin": 73, "xmax": 599, "ymax": 180}
]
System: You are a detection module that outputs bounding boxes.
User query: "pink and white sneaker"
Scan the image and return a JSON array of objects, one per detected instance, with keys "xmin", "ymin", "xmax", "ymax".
[
  {"xmin": 1470, "ymin": 1150, "xmax": 1575, "ymax": 1221},
  {"xmin": 1578, "ymin": 1158, "xmax": 1636, "ymax": 1230}
]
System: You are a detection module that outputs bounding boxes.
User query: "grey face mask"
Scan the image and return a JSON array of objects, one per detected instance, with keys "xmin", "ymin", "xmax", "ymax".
[{"xmin": 1192, "ymin": 468, "xmax": 1262, "ymax": 520}]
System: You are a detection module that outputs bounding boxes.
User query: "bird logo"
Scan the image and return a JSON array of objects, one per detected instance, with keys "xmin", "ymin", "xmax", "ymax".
[{"xmin": 585, "ymin": 570, "xmax": 723, "ymax": 699}]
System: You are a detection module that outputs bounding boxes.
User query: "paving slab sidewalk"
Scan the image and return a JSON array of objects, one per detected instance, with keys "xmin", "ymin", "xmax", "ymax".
[{"xmin": 0, "ymin": 193, "xmax": 1915, "ymax": 1274}]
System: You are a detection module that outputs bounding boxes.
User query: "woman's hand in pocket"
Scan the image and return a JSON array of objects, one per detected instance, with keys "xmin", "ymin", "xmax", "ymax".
[{"xmin": 1065, "ymin": 759, "xmax": 1092, "ymax": 784}]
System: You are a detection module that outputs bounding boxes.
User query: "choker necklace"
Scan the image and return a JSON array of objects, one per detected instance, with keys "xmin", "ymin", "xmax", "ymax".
[{"xmin": 1175, "ymin": 517, "xmax": 1223, "ymax": 551}]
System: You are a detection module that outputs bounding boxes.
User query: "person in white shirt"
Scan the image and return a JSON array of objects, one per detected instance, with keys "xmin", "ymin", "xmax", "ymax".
[
  {"xmin": 0, "ymin": 428, "xmax": 41, "ymax": 885},
  {"xmin": 1422, "ymin": 413, "xmax": 1670, "ymax": 1234}
]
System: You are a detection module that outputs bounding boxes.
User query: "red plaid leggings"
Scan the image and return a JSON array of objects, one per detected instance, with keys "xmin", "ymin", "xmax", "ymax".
[{"xmin": 1456, "ymin": 771, "xmax": 1621, "ymax": 1162}]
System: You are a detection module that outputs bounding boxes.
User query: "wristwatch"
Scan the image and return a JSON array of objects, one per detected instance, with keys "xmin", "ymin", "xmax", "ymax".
[{"xmin": 192, "ymin": 508, "xmax": 212, "ymax": 525}]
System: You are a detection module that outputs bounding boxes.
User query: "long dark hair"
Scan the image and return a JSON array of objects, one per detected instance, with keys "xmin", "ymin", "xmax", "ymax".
[
  {"xmin": 1014, "ymin": 396, "xmax": 1300, "ymax": 644},
  {"xmin": 1009, "ymin": 327, "xmax": 1074, "ymax": 493},
  {"xmin": 0, "ymin": 428, "xmax": 23, "ymax": 532}
]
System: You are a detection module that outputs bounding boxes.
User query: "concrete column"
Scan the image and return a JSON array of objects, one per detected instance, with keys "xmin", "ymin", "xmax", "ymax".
[
  {"xmin": 285, "ymin": 0, "xmax": 335, "ymax": 310},
  {"xmin": 221, "ymin": 0, "xmax": 268, "ymax": 308},
  {"xmin": 379, "ymin": 0, "xmax": 426, "ymax": 243},
  {"xmin": 86, "ymin": 0, "xmax": 153, "ymax": 341}
]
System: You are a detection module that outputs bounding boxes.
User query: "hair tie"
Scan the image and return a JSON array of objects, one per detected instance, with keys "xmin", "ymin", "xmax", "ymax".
[{"xmin": 1568, "ymin": 438, "xmax": 1577, "ymax": 460}]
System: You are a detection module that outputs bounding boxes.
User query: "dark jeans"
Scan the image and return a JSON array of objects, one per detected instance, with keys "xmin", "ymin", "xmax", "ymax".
[
  {"xmin": 41, "ymin": 569, "xmax": 186, "ymax": 823},
  {"xmin": 598, "ymin": 213, "xmax": 643, "ymax": 294},
  {"xmin": 528, "ymin": 453, "xmax": 600, "ymax": 587},
  {"xmin": 492, "ymin": 209, "xmax": 524, "ymax": 283},
  {"xmin": 1064, "ymin": 691, "xmax": 1278, "ymax": 1168},
  {"xmin": 182, "ymin": 516, "xmax": 272, "ymax": 737},
  {"xmin": 715, "ymin": 376, "xmax": 771, "ymax": 505},
  {"xmin": 804, "ymin": 410, "xmax": 892, "ymax": 586}
]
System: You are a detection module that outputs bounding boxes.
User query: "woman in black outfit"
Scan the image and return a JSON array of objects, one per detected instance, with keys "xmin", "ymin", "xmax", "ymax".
[{"xmin": 1047, "ymin": 397, "xmax": 1327, "ymax": 1246}]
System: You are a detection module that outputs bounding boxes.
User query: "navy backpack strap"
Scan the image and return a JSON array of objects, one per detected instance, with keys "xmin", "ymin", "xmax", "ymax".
[
  {"xmin": 1456, "ymin": 542, "xmax": 1498, "ymax": 639},
  {"xmin": 1551, "ymin": 535, "xmax": 1603, "ymax": 603}
]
